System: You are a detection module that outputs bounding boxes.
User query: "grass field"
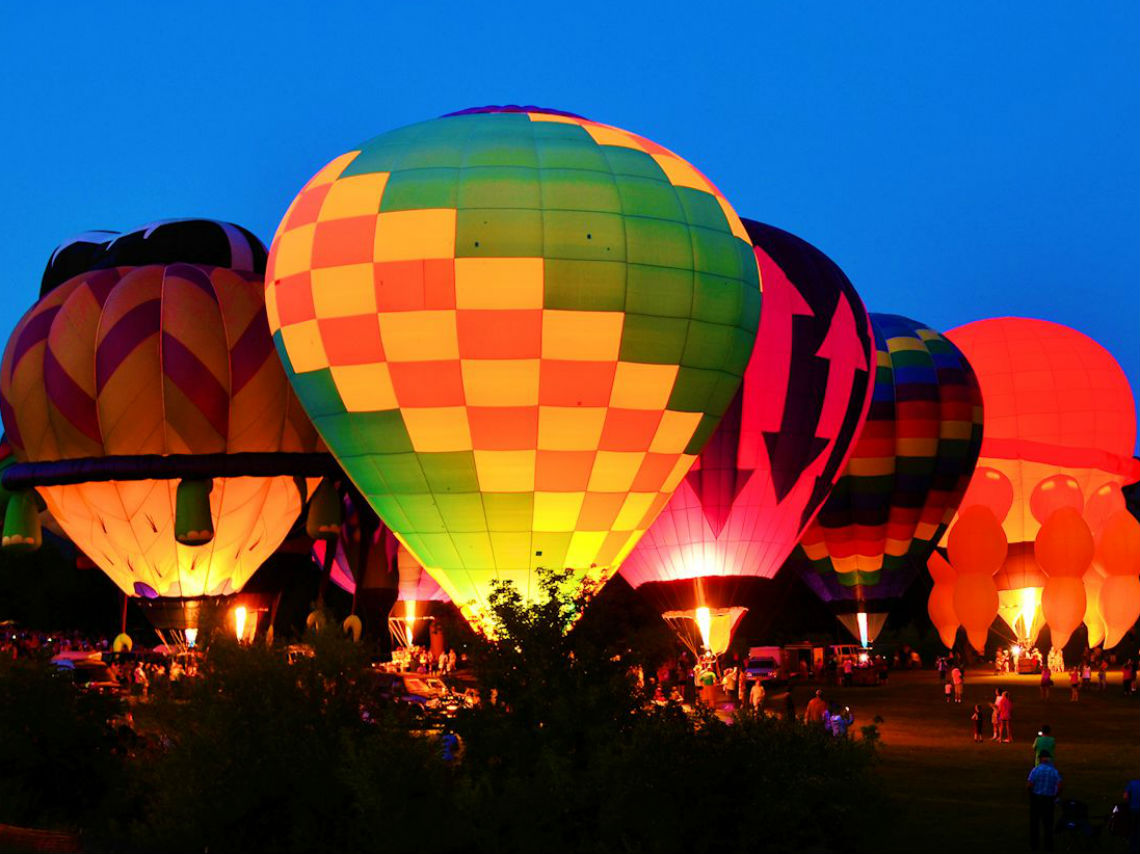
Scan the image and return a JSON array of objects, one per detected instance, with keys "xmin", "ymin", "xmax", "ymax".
[{"xmin": 792, "ymin": 668, "xmax": 1139, "ymax": 852}]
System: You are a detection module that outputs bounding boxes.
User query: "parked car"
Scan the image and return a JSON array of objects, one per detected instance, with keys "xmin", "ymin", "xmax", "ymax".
[{"xmin": 366, "ymin": 670, "xmax": 470, "ymax": 720}]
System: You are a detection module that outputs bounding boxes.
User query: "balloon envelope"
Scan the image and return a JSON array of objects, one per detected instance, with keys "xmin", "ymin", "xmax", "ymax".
[
  {"xmin": 266, "ymin": 107, "xmax": 762, "ymax": 629},
  {"xmin": 621, "ymin": 221, "xmax": 875, "ymax": 644}
]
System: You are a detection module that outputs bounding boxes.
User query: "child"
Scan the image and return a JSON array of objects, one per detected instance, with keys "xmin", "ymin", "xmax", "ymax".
[
  {"xmin": 971, "ymin": 704, "xmax": 984, "ymax": 742},
  {"xmin": 1098, "ymin": 659, "xmax": 1108, "ymax": 691},
  {"xmin": 944, "ymin": 681, "xmax": 953, "ymax": 703},
  {"xmin": 1070, "ymin": 667, "xmax": 1080, "ymax": 702}
]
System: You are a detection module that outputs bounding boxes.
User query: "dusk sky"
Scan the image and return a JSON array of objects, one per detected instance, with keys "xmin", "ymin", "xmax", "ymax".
[{"xmin": 2, "ymin": 3, "xmax": 1136, "ymax": 439}]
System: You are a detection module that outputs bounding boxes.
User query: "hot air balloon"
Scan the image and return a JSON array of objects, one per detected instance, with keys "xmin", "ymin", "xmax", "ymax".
[
  {"xmin": 797, "ymin": 313, "xmax": 984, "ymax": 647},
  {"xmin": 0, "ymin": 220, "xmax": 330, "ymax": 639},
  {"xmin": 265, "ymin": 106, "xmax": 762, "ymax": 632},
  {"xmin": 937, "ymin": 318, "xmax": 1140, "ymax": 651},
  {"xmin": 620, "ymin": 221, "xmax": 875, "ymax": 656}
]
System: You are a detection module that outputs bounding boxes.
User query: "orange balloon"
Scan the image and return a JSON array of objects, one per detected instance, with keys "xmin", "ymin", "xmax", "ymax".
[
  {"xmin": 948, "ymin": 506, "xmax": 1007, "ymax": 575},
  {"xmin": 1083, "ymin": 569, "xmax": 1106, "ymax": 648},
  {"xmin": 1029, "ymin": 475, "xmax": 1084, "ymax": 524},
  {"xmin": 1034, "ymin": 507, "xmax": 1093, "ymax": 578},
  {"xmin": 1041, "ymin": 576, "xmax": 1085, "ymax": 649},
  {"xmin": 958, "ymin": 466, "xmax": 1014, "ymax": 521},
  {"xmin": 994, "ymin": 541, "xmax": 1047, "ymax": 590},
  {"xmin": 1099, "ymin": 575, "xmax": 1140, "ymax": 649},
  {"xmin": 927, "ymin": 551, "xmax": 956, "ymax": 585},
  {"xmin": 928, "ymin": 585, "xmax": 959, "ymax": 649},
  {"xmin": 953, "ymin": 572, "xmax": 998, "ymax": 653},
  {"xmin": 1095, "ymin": 511, "xmax": 1140, "ymax": 576},
  {"xmin": 1084, "ymin": 482, "xmax": 1126, "ymax": 539}
]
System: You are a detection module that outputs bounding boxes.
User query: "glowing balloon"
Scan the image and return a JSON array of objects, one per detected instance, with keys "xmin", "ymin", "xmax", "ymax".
[
  {"xmin": 0, "ymin": 220, "xmax": 320, "ymax": 600},
  {"xmin": 621, "ymin": 221, "xmax": 875, "ymax": 653},
  {"xmin": 798, "ymin": 313, "xmax": 983, "ymax": 644},
  {"xmin": 1030, "ymin": 475, "xmax": 1084, "ymax": 525},
  {"xmin": 927, "ymin": 552, "xmax": 959, "ymax": 649},
  {"xmin": 1034, "ymin": 507, "xmax": 1093, "ymax": 578},
  {"xmin": 993, "ymin": 542, "xmax": 1046, "ymax": 647},
  {"xmin": 1095, "ymin": 511, "xmax": 1140, "ymax": 648},
  {"xmin": 1082, "ymin": 566, "xmax": 1106, "ymax": 648},
  {"xmin": 266, "ymin": 106, "xmax": 762, "ymax": 630},
  {"xmin": 947, "ymin": 507, "xmax": 1005, "ymax": 652}
]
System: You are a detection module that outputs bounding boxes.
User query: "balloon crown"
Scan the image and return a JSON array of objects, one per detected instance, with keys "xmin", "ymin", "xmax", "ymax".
[
  {"xmin": 442, "ymin": 104, "xmax": 585, "ymax": 119},
  {"xmin": 40, "ymin": 219, "xmax": 268, "ymax": 296}
]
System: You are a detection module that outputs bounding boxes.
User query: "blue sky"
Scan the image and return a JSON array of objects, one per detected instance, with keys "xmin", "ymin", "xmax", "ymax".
[{"xmin": 2, "ymin": 2, "xmax": 1137, "ymax": 436}]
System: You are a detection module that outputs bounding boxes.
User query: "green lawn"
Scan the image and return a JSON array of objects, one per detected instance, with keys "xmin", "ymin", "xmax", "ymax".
[{"xmin": 795, "ymin": 669, "xmax": 1139, "ymax": 852}]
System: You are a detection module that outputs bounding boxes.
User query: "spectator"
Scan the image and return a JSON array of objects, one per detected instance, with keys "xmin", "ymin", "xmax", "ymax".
[
  {"xmin": 804, "ymin": 689, "xmax": 827, "ymax": 726},
  {"xmin": 998, "ymin": 691, "xmax": 1013, "ymax": 743},
  {"xmin": 1069, "ymin": 668, "xmax": 1080, "ymax": 703},
  {"xmin": 1026, "ymin": 751, "xmax": 1063, "ymax": 851},
  {"xmin": 1124, "ymin": 660, "xmax": 1135, "ymax": 695},
  {"xmin": 1032, "ymin": 725, "xmax": 1055, "ymax": 765},
  {"xmin": 749, "ymin": 679, "xmax": 766, "ymax": 715},
  {"xmin": 1098, "ymin": 659, "xmax": 1108, "ymax": 692},
  {"xmin": 1040, "ymin": 665, "xmax": 1052, "ymax": 701},
  {"xmin": 951, "ymin": 665, "xmax": 964, "ymax": 704},
  {"xmin": 970, "ymin": 704, "xmax": 984, "ymax": 743}
]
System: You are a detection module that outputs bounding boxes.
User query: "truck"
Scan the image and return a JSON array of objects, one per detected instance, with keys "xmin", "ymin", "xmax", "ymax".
[{"xmin": 743, "ymin": 646, "xmax": 784, "ymax": 682}]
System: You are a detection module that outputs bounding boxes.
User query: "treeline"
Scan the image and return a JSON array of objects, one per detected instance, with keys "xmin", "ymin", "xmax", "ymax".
[{"xmin": 0, "ymin": 573, "xmax": 882, "ymax": 853}]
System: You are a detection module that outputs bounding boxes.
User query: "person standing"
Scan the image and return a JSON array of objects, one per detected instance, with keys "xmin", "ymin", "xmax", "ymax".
[
  {"xmin": 951, "ymin": 665, "xmax": 964, "ymax": 703},
  {"xmin": 998, "ymin": 691, "xmax": 1013, "ymax": 743},
  {"xmin": 990, "ymin": 689, "xmax": 1002, "ymax": 741},
  {"xmin": 970, "ymin": 704, "xmax": 985, "ymax": 743},
  {"xmin": 1098, "ymin": 659, "xmax": 1108, "ymax": 692},
  {"xmin": 1081, "ymin": 661, "xmax": 1092, "ymax": 690},
  {"xmin": 1040, "ymin": 665, "xmax": 1052, "ymax": 701},
  {"xmin": 1124, "ymin": 660, "xmax": 1135, "ymax": 695},
  {"xmin": 1032, "ymin": 725, "xmax": 1055, "ymax": 765},
  {"xmin": 1026, "ymin": 751, "xmax": 1063, "ymax": 851},
  {"xmin": 749, "ymin": 679, "xmax": 766, "ymax": 715},
  {"xmin": 1069, "ymin": 667, "xmax": 1080, "ymax": 703},
  {"xmin": 805, "ymin": 689, "xmax": 828, "ymax": 726}
]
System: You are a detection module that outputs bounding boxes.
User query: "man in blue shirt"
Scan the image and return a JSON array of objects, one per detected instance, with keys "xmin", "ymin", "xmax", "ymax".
[{"xmin": 1026, "ymin": 751, "xmax": 1063, "ymax": 851}]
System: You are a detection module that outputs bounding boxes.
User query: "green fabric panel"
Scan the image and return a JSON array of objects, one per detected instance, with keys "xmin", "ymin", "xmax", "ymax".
[
  {"xmin": 320, "ymin": 411, "xmax": 411, "ymax": 455},
  {"xmin": 738, "ymin": 240, "xmax": 761, "ymax": 292},
  {"xmin": 482, "ymin": 493, "xmax": 534, "ymax": 531},
  {"xmin": 379, "ymin": 167, "xmax": 460, "ymax": 211},
  {"xmin": 455, "ymin": 166, "xmax": 540, "ymax": 209},
  {"xmin": 391, "ymin": 140, "xmax": 466, "ymax": 170},
  {"xmin": 395, "ymin": 495, "xmax": 448, "ymax": 533},
  {"xmin": 455, "ymin": 208, "xmax": 544, "ymax": 257},
  {"xmin": 723, "ymin": 327, "xmax": 756, "ymax": 377},
  {"xmin": 542, "ymin": 210, "xmax": 626, "ymax": 263},
  {"xmin": 690, "ymin": 225, "xmax": 744, "ymax": 280},
  {"xmin": 684, "ymin": 413, "xmax": 722, "ymax": 455},
  {"xmin": 624, "ymin": 217, "xmax": 693, "ymax": 269},
  {"xmin": 418, "ymin": 532, "xmax": 462, "ymax": 567},
  {"xmin": 681, "ymin": 321, "xmax": 737, "ymax": 371},
  {"xmin": 451, "ymin": 532, "xmax": 496, "ymax": 567},
  {"xmin": 366, "ymin": 493, "xmax": 413, "ymax": 534},
  {"xmin": 619, "ymin": 314, "xmax": 690, "ymax": 364},
  {"xmin": 706, "ymin": 370, "xmax": 744, "ymax": 415},
  {"xmin": 666, "ymin": 365, "xmax": 717, "ymax": 413},
  {"xmin": 462, "ymin": 138, "xmax": 540, "ymax": 169},
  {"xmin": 625, "ymin": 264, "xmax": 693, "ymax": 318},
  {"xmin": 534, "ymin": 139, "xmax": 611, "ymax": 171},
  {"xmin": 339, "ymin": 144, "xmax": 405, "ymax": 177},
  {"xmin": 601, "ymin": 146, "xmax": 669, "ymax": 180},
  {"xmin": 542, "ymin": 259, "xmax": 627, "ymax": 311},
  {"xmin": 540, "ymin": 167, "xmax": 622, "ymax": 213},
  {"xmin": 613, "ymin": 174, "xmax": 685, "ymax": 221},
  {"xmin": 741, "ymin": 283, "xmax": 762, "ymax": 333},
  {"xmin": 677, "ymin": 186, "xmax": 730, "ymax": 232},
  {"xmin": 692, "ymin": 272, "xmax": 745, "ymax": 326},
  {"xmin": 433, "ymin": 493, "xmax": 488, "ymax": 531},
  {"xmin": 280, "ymin": 363, "xmax": 345, "ymax": 418},
  {"xmin": 419, "ymin": 451, "xmax": 480, "ymax": 492},
  {"xmin": 375, "ymin": 453, "xmax": 430, "ymax": 493},
  {"xmin": 529, "ymin": 121, "xmax": 595, "ymax": 143},
  {"xmin": 890, "ymin": 349, "xmax": 933, "ymax": 368}
]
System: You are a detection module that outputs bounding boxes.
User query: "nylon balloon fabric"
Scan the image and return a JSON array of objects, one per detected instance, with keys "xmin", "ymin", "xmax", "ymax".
[
  {"xmin": 265, "ymin": 107, "xmax": 761, "ymax": 629},
  {"xmin": 796, "ymin": 314, "xmax": 984, "ymax": 642},
  {"xmin": 0, "ymin": 220, "xmax": 318, "ymax": 598},
  {"xmin": 620, "ymin": 221, "xmax": 875, "ymax": 635}
]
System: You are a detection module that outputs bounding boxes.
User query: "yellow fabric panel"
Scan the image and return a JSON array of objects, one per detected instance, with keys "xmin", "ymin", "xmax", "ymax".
[
  {"xmin": 473, "ymin": 449, "xmax": 536, "ymax": 492},
  {"xmin": 533, "ymin": 491, "xmax": 586, "ymax": 532},
  {"xmin": 614, "ymin": 492, "xmax": 656, "ymax": 531},
  {"xmin": 454, "ymin": 258, "xmax": 544, "ymax": 309},
  {"xmin": 716, "ymin": 195, "xmax": 752, "ymax": 245},
  {"xmin": 565, "ymin": 530, "xmax": 608, "ymax": 567},
  {"xmin": 271, "ymin": 223, "xmax": 316, "ymax": 279},
  {"xmin": 490, "ymin": 531, "xmax": 533, "ymax": 569},
  {"xmin": 402, "ymin": 407, "xmax": 474, "ymax": 452},
  {"xmin": 527, "ymin": 112, "xmax": 581, "ymax": 125},
  {"xmin": 461, "ymin": 359, "xmax": 540, "ymax": 406},
  {"xmin": 537, "ymin": 406, "xmax": 606, "ymax": 450},
  {"xmin": 541, "ymin": 310, "xmax": 623, "ymax": 360},
  {"xmin": 588, "ymin": 451, "xmax": 645, "ymax": 492},
  {"xmin": 886, "ymin": 336, "xmax": 926, "ymax": 352},
  {"xmin": 581, "ymin": 123, "xmax": 644, "ymax": 150},
  {"xmin": 651, "ymin": 154, "xmax": 714, "ymax": 194},
  {"xmin": 846, "ymin": 456, "xmax": 895, "ymax": 477},
  {"xmin": 649, "ymin": 410, "xmax": 703, "ymax": 454},
  {"xmin": 306, "ymin": 151, "xmax": 361, "ymax": 189},
  {"xmin": 279, "ymin": 319, "xmax": 330, "ymax": 373},
  {"xmin": 319, "ymin": 172, "xmax": 389, "ymax": 220},
  {"xmin": 609, "ymin": 362, "xmax": 678, "ymax": 410},
  {"xmin": 378, "ymin": 311, "xmax": 459, "ymax": 361},
  {"xmin": 312, "ymin": 264, "xmax": 379, "ymax": 317},
  {"xmin": 662, "ymin": 454, "xmax": 697, "ymax": 492},
  {"xmin": 330, "ymin": 363, "xmax": 398, "ymax": 412},
  {"xmin": 372, "ymin": 209, "xmax": 457, "ymax": 262}
]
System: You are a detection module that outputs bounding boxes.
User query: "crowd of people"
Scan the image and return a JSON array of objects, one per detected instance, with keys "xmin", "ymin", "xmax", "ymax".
[
  {"xmin": 389, "ymin": 644, "xmax": 460, "ymax": 675},
  {"xmin": 0, "ymin": 627, "xmax": 110, "ymax": 659}
]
